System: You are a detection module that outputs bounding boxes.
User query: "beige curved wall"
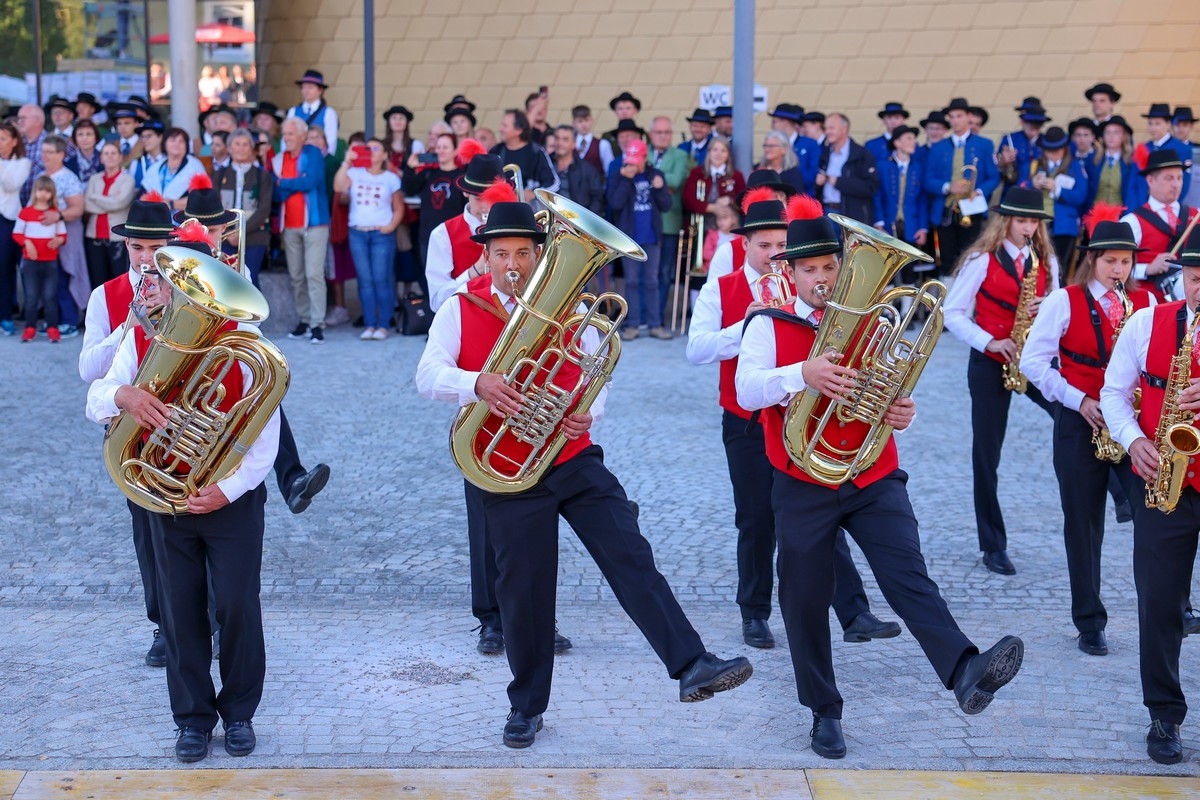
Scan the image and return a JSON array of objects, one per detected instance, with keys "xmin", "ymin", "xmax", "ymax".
[{"xmin": 261, "ymin": 0, "xmax": 1200, "ymax": 146}]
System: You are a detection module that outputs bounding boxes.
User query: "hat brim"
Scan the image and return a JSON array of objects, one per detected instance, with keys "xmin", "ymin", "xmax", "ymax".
[
  {"xmin": 110, "ymin": 222, "xmax": 174, "ymax": 239},
  {"xmin": 736, "ymin": 182, "xmax": 796, "ymax": 205},
  {"xmin": 444, "ymin": 109, "xmax": 477, "ymax": 126},
  {"xmin": 456, "ymin": 174, "xmax": 496, "ymax": 196},
  {"xmin": 686, "ymin": 116, "xmax": 715, "ymax": 124},
  {"xmin": 732, "ymin": 220, "xmax": 788, "ymax": 237},
  {"xmin": 1078, "ymin": 240, "xmax": 1147, "ymax": 253},
  {"xmin": 383, "ymin": 109, "xmax": 414, "ymax": 122},
  {"xmin": 878, "ymin": 109, "xmax": 910, "ymax": 119},
  {"xmin": 295, "ymin": 78, "xmax": 328, "ymax": 88},
  {"xmin": 1085, "ymin": 88, "xmax": 1121, "ymax": 102},
  {"xmin": 174, "ymin": 208, "xmax": 238, "ymax": 227},
  {"xmin": 771, "ymin": 242, "xmax": 842, "ymax": 261},
  {"xmin": 1040, "ymin": 137, "xmax": 1069, "ymax": 150},
  {"xmin": 1140, "ymin": 161, "xmax": 1185, "ymax": 176},
  {"xmin": 990, "ymin": 202, "xmax": 1052, "ymax": 220},
  {"xmin": 470, "ymin": 228, "xmax": 547, "ymax": 245}
]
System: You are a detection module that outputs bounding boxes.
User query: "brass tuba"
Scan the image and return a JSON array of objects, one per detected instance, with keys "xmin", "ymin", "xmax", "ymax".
[
  {"xmin": 102, "ymin": 246, "xmax": 290, "ymax": 514},
  {"xmin": 1146, "ymin": 304, "xmax": 1200, "ymax": 513},
  {"xmin": 450, "ymin": 189, "xmax": 645, "ymax": 494},
  {"xmin": 783, "ymin": 214, "xmax": 945, "ymax": 485}
]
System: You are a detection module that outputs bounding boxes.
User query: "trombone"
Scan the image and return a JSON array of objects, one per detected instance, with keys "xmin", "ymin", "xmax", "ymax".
[{"xmin": 670, "ymin": 178, "xmax": 708, "ymax": 334}]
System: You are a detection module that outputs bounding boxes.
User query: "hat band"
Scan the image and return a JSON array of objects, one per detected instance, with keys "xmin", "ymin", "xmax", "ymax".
[
  {"xmin": 185, "ymin": 209, "xmax": 229, "ymax": 222},
  {"xmin": 997, "ymin": 202, "xmax": 1042, "ymax": 215},
  {"xmin": 1178, "ymin": 250, "xmax": 1200, "ymax": 260},
  {"xmin": 785, "ymin": 239, "xmax": 839, "ymax": 253},
  {"xmin": 120, "ymin": 223, "xmax": 173, "ymax": 235},
  {"xmin": 1088, "ymin": 238, "xmax": 1137, "ymax": 249},
  {"xmin": 743, "ymin": 219, "xmax": 788, "ymax": 229},
  {"xmin": 479, "ymin": 226, "xmax": 540, "ymax": 237}
]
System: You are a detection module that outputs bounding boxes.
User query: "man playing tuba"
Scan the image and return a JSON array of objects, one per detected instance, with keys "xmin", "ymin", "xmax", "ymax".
[
  {"xmin": 415, "ymin": 201, "xmax": 752, "ymax": 750},
  {"xmin": 735, "ymin": 196, "xmax": 1024, "ymax": 760}
]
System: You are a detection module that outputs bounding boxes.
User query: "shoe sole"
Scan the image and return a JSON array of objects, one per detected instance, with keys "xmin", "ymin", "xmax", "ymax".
[
  {"xmin": 503, "ymin": 718, "xmax": 543, "ymax": 749},
  {"xmin": 1148, "ymin": 746, "xmax": 1184, "ymax": 765},
  {"xmin": 176, "ymin": 750, "xmax": 208, "ymax": 763},
  {"xmin": 477, "ymin": 644, "xmax": 504, "ymax": 655},
  {"xmin": 1078, "ymin": 641, "xmax": 1108, "ymax": 657},
  {"xmin": 289, "ymin": 465, "xmax": 331, "ymax": 514},
  {"xmin": 224, "ymin": 743, "xmax": 256, "ymax": 757},
  {"xmin": 960, "ymin": 637, "xmax": 1024, "ymax": 715},
  {"xmin": 553, "ymin": 641, "xmax": 573, "ymax": 654},
  {"xmin": 844, "ymin": 623, "xmax": 902, "ymax": 643},
  {"xmin": 744, "ymin": 638, "xmax": 775, "ymax": 649},
  {"xmin": 145, "ymin": 655, "xmax": 166, "ymax": 668},
  {"xmin": 812, "ymin": 742, "xmax": 847, "ymax": 759},
  {"xmin": 680, "ymin": 660, "xmax": 754, "ymax": 703}
]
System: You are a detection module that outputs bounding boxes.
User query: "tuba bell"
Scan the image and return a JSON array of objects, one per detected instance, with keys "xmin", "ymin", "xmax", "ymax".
[
  {"xmin": 102, "ymin": 246, "xmax": 290, "ymax": 514},
  {"xmin": 783, "ymin": 214, "xmax": 945, "ymax": 485},
  {"xmin": 450, "ymin": 189, "xmax": 645, "ymax": 494}
]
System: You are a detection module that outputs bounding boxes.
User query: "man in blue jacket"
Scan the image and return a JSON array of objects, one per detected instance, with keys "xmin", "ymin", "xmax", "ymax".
[
  {"xmin": 923, "ymin": 98, "xmax": 999, "ymax": 275},
  {"xmin": 273, "ymin": 116, "xmax": 331, "ymax": 344},
  {"xmin": 1128, "ymin": 103, "xmax": 1194, "ymax": 209}
]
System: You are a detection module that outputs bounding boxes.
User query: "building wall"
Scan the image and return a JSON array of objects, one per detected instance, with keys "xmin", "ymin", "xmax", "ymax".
[{"xmin": 260, "ymin": 0, "xmax": 1200, "ymax": 147}]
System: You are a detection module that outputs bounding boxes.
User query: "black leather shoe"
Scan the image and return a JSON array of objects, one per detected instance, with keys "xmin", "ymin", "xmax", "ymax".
[
  {"xmin": 503, "ymin": 709, "xmax": 543, "ymax": 748},
  {"xmin": 554, "ymin": 630, "xmax": 572, "ymax": 653},
  {"xmin": 223, "ymin": 720, "xmax": 256, "ymax": 757},
  {"xmin": 287, "ymin": 463, "xmax": 331, "ymax": 514},
  {"xmin": 477, "ymin": 625, "xmax": 504, "ymax": 655},
  {"xmin": 954, "ymin": 635, "xmax": 1024, "ymax": 715},
  {"xmin": 145, "ymin": 628, "xmax": 167, "ymax": 668},
  {"xmin": 678, "ymin": 652, "xmax": 753, "ymax": 702},
  {"xmin": 810, "ymin": 714, "xmax": 847, "ymax": 759},
  {"xmin": 843, "ymin": 612, "xmax": 902, "ymax": 643},
  {"xmin": 1077, "ymin": 630, "xmax": 1108, "ymax": 656},
  {"xmin": 982, "ymin": 551, "xmax": 1017, "ymax": 575},
  {"xmin": 742, "ymin": 618, "xmax": 775, "ymax": 649},
  {"xmin": 1147, "ymin": 719, "xmax": 1183, "ymax": 764},
  {"xmin": 1185, "ymin": 608, "xmax": 1200, "ymax": 637},
  {"xmin": 174, "ymin": 727, "xmax": 212, "ymax": 763}
]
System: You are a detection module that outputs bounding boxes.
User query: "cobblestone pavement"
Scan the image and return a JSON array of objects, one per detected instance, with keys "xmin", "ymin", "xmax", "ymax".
[{"xmin": 2, "ymin": 321, "xmax": 1199, "ymax": 775}]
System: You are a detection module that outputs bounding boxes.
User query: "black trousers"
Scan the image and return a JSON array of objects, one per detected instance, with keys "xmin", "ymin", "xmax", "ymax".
[
  {"xmin": 936, "ymin": 218, "xmax": 982, "ymax": 277},
  {"xmin": 967, "ymin": 350, "xmax": 1054, "ymax": 553},
  {"xmin": 129, "ymin": 499, "xmax": 159, "ymax": 626},
  {"xmin": 773, "ymin": 468, "xmax": 975, "ymax": 719},
  {"xmin": 273, "ymin": 407, "xmax": 306, "ymax": 495},
  {"xmin": 721, "ymin": 410, "xmax": 869, "ymax": 626},
  {"xmin": 483, "ymin": 446, "xmax": 705, "ymax": 716},
  {"xmin": 464, "ymin": 479, "xmax": 501, "ymax": 630},
  {"xmin": 1052, "ymin": 407, "xmax": 1132, "ymax": 633},
  {"xmin": 84, "ymin": 237, "xmax": 129, "ymax": 293},
  {"xmin": 1133, "ymin": 486, "xmax": 1200, "ymax": 725},
  {"xmin": 150, "ymin": 484, "xmax": 267, "ymax": 731}
]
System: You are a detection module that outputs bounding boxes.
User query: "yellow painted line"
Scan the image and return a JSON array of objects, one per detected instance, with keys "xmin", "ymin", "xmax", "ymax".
[
  {"xmin": 11, "ymin": 769, "xmax": 811, "ymax": 799},
  {"xmin": 808, "ymin": 769, "xmax": 1200, "ymax": 799},
  {"xmin": 0, "ymin": 772, "xmax": 24, "ymax": 800}
]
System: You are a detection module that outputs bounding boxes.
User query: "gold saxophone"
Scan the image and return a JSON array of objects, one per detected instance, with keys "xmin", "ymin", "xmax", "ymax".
[
  {"xmin": 102, "ymin": 245, "xmax": 290, "ymax": 515},
  {"xmin": 1146, "ymin": 305, "xmax": 1200, "ymax": 514},
  {"xmin": 1093, "ymin": 282, "xmax": 1134, "ymax": 462},
  {"xmin": 783, "ymin": 214, "xmax": 945, "ymax": 485},
  {"xmin": 1002, "ymin": 239, "xmax": 1041, "ymax": 393},
  {"xmin": 450, "ymin": 190, "xmax": 644, "ymax": 494}
]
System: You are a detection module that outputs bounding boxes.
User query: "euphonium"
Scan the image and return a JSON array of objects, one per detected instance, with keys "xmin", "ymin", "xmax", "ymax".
[
  {"xmin": 102, "ymin": 246, "xmax": 290, "ymax": 514},
  {"xmin": 954, "ymin": 164, "xmax": 978, "ymax": 228},
  {"xmin": 1146, "ymin": 304, "xmax": 1200, "ymax": 514},
  {"xmin": 783, "ymin": 214, "xmax": 944, "ymax": 485},
  {"xmin": 450, "ymin": 190, "xmax": 645, "ymax": 494},
  {"xmin": 1001, "ymin": 238, "xmax": 1041, "ymax": 393},
  {"xmin": 754, "ymin": 262, "xmax": 794, "ymax": 308},
  {"xmin": 1093, "ymin": 281, "xmax": 1134, "ymax": 462}
]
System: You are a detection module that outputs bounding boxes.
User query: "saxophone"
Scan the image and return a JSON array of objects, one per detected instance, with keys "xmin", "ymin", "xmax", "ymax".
[
  {"xmin": 1092, "ymin": 282, "xmax": 1133, "ymax": 462},
  {"xmin": 1146, "ymin": 305, "xmax": 1200, "ymax": 514},
  {"xmin": 1001, "ymin": 239, "xmax": 1041, "ymax": 393}
]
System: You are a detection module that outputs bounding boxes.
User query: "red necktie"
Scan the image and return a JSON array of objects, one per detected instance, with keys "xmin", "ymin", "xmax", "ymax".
[
  {"xmin": 811, "ymin": 309, "xmax": 824, "ymax": 325},
  {"xmin": 761, "ymin": 282, "xmax": 775, "ymax": 305},
  {"xmin": 1014, "ymin": 253, "xmax": 1025, "ymax": 279},
  {"xmin": 1103, "ymin": 290, "xmax": 1122, "ymax": 329},
  {"xmin": 1166, "ymin": 206, "xmax": 1180, "ymax": 228}
]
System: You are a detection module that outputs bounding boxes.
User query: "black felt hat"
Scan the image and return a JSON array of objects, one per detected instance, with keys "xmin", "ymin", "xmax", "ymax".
[
  {"xmin": 992, "ymin": 186, "xmax": 1052, "ymax": 219},
  {"xmin": 612, "ymin": 118, "xmax": 645, "ymax": 137},
  {"xmin": 769, "ymin": 104, "xmax": 803, "ymax": 122},
  {"xmin": 74, "ymin": 92, "xmax": 102, "ymax": 114},
  {"xmin": 251, "ymin": 101, "xmax": 284, "ymax": 122},
  {"xmin": 1068, "ymin": 117, "xmax": 1097, "ymax": 136},
  {"xmin": 1018, "ymin": 106, "xmax": 1050, "ymax": 123},
  {"xmin": 714, "ymin": 106, "xmax": 733, "ymax": 119},
  {"xmin": 877, "ymin": 102, "xmax": 910, "ymax": 119},
  {"xmin": 732, "ymin": 198, "xmax": 787, "ymax": 236},
  {"xmin": 1079, "ymin": 221, "xmax": 1145, "ymax": 252},
  {"xmin": 740, "ymin": 168, "xmax": 796, "ymax": 202},
  {"xmin": 1013, "ymin": 96, "xmax": 1043, "ymax": 113},
  {"xmin": 1141, "ymin": 148, "xmax": 1186, "ymax": 176},
  {"xmin": 802, "ymin": 110, "xmax": 826, "ymax": 124},
  {"xmin": 383, "ymin": 105, "xmax": 414, "ymax": 123},
  {"xmin": 111, "ymin": 196, "xmax": 175, "ymax": 239},
  {"xmin": 1037, "ymin": 126, "xmax": 1070, "ymax": 150},
  {"xmin": 887, "ymin": 125, "xmax": 920, "ymax": 149},
  {"xmin": 444, "ymin": 106, "xmax": 477, "ymax": 127},
  {"xmin": 969, "ymin": 106, "xmax": 990, "ymax": 127},
  {"xmin": 919, "ymin": 110, "xmax": 949, "ymax": 129},
  {"xmin": 295, "ymin": 69, "xmax": 328, "ymax": 89},
  {"xmin": 1085, "ymin": 83, "xmax": 1121, "ymax": 102},
  {"xmin": 687, "ymin": 108, "xmax": 715, "ymax": 125},
  {"xmin": 943, "ymin": 98, "xmax": 971, "ymax": 113},
  {"xmin": 455, "ymin": 154, "xmax": 503, "ymax": 195},
  {"xmin": 609, "ymin": 91, "xmax": 642, "ymax": 112},
  {"xmin": 469, "ymin": 201, "xmax": 546, "ymax": 244},
  {"xmin": 1100, "ymin": 115, "xmax": 1133, "ymax": 137},
  {"xmin": 1142, "ymin": 103, "xmax": 1173, "ymax": 120},
  {"xmin": 109, "ymin": 103, "xmax": 140, "ymax": 121},
  {"xmin": 44, "ymin": 95, "xmax": 74, "ymax": 114},
  {"xmin": 1173, "ymin": 106, "xmax": 1197, "ymax": 124},
  {"xmin": 443, "ymin": 95, "xmax": 476, "ymax": 115},
  {"xmin": 1168, "ymin": 227, "xmax": 1200, "ymax": 267},
  {"xmin": 199, "ymin": 103, "xmax": 237, "ymax": 126},
  {"xmin": 135, "ymin": 118, "xmax": 164, "ymax": 136},
  {"xmin": 177, "ymin": 184, "xmax": 238, "ymax": 227}
]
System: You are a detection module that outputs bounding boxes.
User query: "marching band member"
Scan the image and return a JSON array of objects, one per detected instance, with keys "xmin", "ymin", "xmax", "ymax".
[
  {"xmin": 424, "ymin": 153, "xmax": 507, "ymax": 312},
  {"xmin": 997, "ymin": 99, "xmax": 1049, "ymax": 191},
  {"xmin": 1022, "ymin": 208, "xmax": 1152, "ymax": 656},
  {"xmin": 1099, "ymin": 226, "xmax": 1200, "ymax": 765},
  {"xmin": 872, "ymin": 125, "xmax": 929, "ymax": 256},
  {"xmin": 1129, "ymin": 104, "xmax": 1194, "ymax": 210},
  {"xmin": 708, "ymin": 169, "xmax": 795, "ymax": 281},
  {"xmin": 1025, "ymin": 126, "xmax": 1091, "ymax": 268},
  {"xmin": 1091, "ymin": 116, "xmax": 1138, "ymax": 210},
  {"xmin": 1086, "ymin": 83, "xmax": 1120, "ymax": 126},
  {"xmin": 686, "ymin": 189, "xmax": 900, "ymax": 649},
  {"xmin": 415, "ymin": 201, "xmax": 752, "ymax": 748},
  {"xmin": 943, "ymin": 187, "xmax": 1060, "ymax": 575},
  {"xmin": 864, "ymin": 102, "xmax": 910, "ymax": 170},
  {"xmin": 1121, "ymin": 149, "xmax": 1198, "ymax": 300},
  {"xmin": 735, "ymin": 196, "xmax": 1024, "ymax": 759},
  {"xmin": 1068, "ymin": 118, "xmax": 1100, "ymax": 200},
  {"xmin": 85, "ymin": 240, "xmax": 281, "ymax": 764},
  {"xmin": 801, "ymin": 111, "xmax": 826, "ymax": 145},
  {"xmin": 78, "ymin": 195, "xmax": 175, "ymax": 668}
]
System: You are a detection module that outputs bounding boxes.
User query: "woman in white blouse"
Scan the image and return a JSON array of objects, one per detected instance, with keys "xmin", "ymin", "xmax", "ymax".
[
  {"xmin": 0, "ymin": 120, "xmax": 31, "ymax": 335},
  {"xmin": 139, "ymin": 128, "xmax": 206, "ymax": 209}
]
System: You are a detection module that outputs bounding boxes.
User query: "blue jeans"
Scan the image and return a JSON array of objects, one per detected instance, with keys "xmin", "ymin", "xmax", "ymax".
[
  {"xmin": 348, "ymin": 228, "xmax": 396, "ymax": 328},
  {"xmin": 622, "ymin": 243, "xmax": 661, "ymax": 329}
]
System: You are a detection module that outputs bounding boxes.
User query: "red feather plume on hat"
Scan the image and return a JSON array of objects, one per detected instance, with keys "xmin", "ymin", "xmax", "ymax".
[
  {"xmin": 455, "ymin": 138, "xmax": 487, "ymax": 168},
  {"xmin": 141, "ymin": 191, "xmax": 166, "ymax": 204},
  {"xmin": 741, "ymin": 187, "xmax": 777, "ymax": 214},
  {"xmin": 786, "ymin": 194, "xmax": 824, "ymax": 222},
  {"xmin": 1083, "ymin": 202, "xmax": 1123, "ymax": 237},
  {"xmin": 174, "ymin": 221, "xmax": 215, "ymax": 246},
  {"xmin": 1133, "ymin": 142, "xmax": 1150, "ymax": 172},
  {"xmin": 189, "ymin": 173, "xmax": 213, "ymax": 192},
  {"xmin": 480, "ymin": 177, "xmax": 518, "ymax": 206}
]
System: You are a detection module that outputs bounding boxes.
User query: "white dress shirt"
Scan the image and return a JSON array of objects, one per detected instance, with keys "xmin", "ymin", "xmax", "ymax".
[
  {"xmin": 1121, "ymin": 198, "xmax": 1183, "ymax": 281},
  {"xmin": 943, "ymin": 239, "xmax": 1062, "ymax": 352},
  {"xmin": 288, "ymin": 103, "xmax": 339, "ymax": 152},
  {"xmin": 415, "ymin": 283, "xmax": 608, "ymax": 421},
  {"xmin": 425, "ymin": 208, "xmax": 484, "ymax": 312},
  {"xmin": 85, "ymin": 322, "xmax": 280, "ymax": 504},
  {"xmin": 706, "ymin": 238, "xmax": 743, "ymax": 281},
  {"xmin": 686, "ymin": 267, "xmax": 767, "ymax": 365},
  {"xmin": 1023, "ymin": 280, "xmax": 1156, "ymax": 411},
  {"xmin": 823, "ymin": 141, "xmax": 850, "ymax": 205},
  {"xmin": 735, "ymin": 297, "xmax": 822, "ymax": 411},
  {"xmin": 78, "ymin": 268, "xmax": 139, "ymax": 383},
  {"xmin": 1100, "ymin": 304, "xmax": 1187, "ymax": 452}
]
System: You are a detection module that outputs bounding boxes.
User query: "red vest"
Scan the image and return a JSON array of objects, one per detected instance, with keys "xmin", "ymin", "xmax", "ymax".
[
  {"xmin": 1137, "ymin": 300, "xmax": 1200, "ymax": 491},
  {"xmin": 758, "ymin": 303, "xmax": 899, "ymax": 489},
  {"xmin": 1058, "ymin": 284, "xmax": 1151, "ymax": 400},
  {"xmin": 974, "ymin": 250, "xmax": 1049, "ymax": 364},
  {"xmin": 456, "ymin": 281, "xmax": 592, "ymax": 472},
  {"xmin": 103, "ymin": 273, "xmax": 136, "ymax": 333},
  {"xmin": 579, "ymin": 137, "xmax": 603, "ymax": 174},
  {"xmin": 1134, "ymin": 205, "xmax": 1197, "ymax": 300},
  {"xmin": 730, "ymin": 237, "xmax": 747, "ymax": 271},
  {"xmin": 717, "ymin": 269, "xmax": 755, "ymax": 419},
  {"xmin": 444, "ymin": 214, "xmax": 484, "ymax": 279}
]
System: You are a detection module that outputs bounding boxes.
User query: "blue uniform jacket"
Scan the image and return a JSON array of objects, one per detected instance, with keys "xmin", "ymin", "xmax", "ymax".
[
  {"xmin": 923, "ymin": 135, "xmax": 1000, "ymax": 225},
  {"xmin": 1086, "ymin": 154, "xmax": 1140, "ymax": 212},
  {"xmin": 1019, "ymin": 158, "xmax": 1090, "ymax": 236},
  {"xmin": 872, "ymin": 156, "xmax": 928, "ymax": 242},
  {"xmin": 1000, "ymin": 130, "xmax": 1040, "ymax": 188},
  {"xmin": 792, "ymin": 135, "xmax": 821, "ymax": 192}
]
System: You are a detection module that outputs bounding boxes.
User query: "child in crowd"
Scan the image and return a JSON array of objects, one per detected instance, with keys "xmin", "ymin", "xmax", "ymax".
[
  {"xmin": 14, "ymin": 175, "xmax": 66, "ymax": 342},
  {"xmin": 703, "ymin": 196, "xmax": 739, "ymax": 274}
]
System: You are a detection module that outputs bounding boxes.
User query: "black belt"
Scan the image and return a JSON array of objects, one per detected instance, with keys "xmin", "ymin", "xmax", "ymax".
[
  {"xmin": 1142, "ymin": 371, "xmax": 1168, "ymax": 390},
  {"xmin": 1061, "ymin": 346, "xmax": 1104, "ymax": 369},
  {"xmin": 979, "ymin": 287, "xmax": 1017, "ymax": 313}
]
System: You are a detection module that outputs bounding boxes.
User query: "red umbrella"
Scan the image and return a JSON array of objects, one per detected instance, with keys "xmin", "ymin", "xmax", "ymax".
[{"xmin": 150, "ymin": 23, "xmax": 255, "ymax": 46}]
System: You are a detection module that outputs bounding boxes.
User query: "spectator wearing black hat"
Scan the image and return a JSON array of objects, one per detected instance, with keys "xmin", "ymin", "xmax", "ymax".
[
  {"xmin": 1069, "ymin": 118, "xmax": 1099, "ymax": 169},
  {"xmin": 110, "ymin": 104, "xmax": 141, "ymax": 166},
  {"xmin": 1091, "ymin": 116, "xmax": 1137, "ymax": 210},
  {"xmin": 383, "ymin": 105, "xmax": 423, "ymax": 170},
  {"xmin": 680, "ymin": 108, "xmax": 715, "ymax": 167},
  {"xmin": 769, "ymin": 103, "xmax": 819, "ymax": 191},
  {"xmin": 1085, "ymin": 83, "xmax": 1120, "ymax": 126},
  {"xmin": 45, "ymin": 95, "xmax": 75, "ymax": 138},
  {"xmin": 815, "ymin": 113, "xmax": 879, "ymax": 225},
  {"xmin": 872, "ymin": 125, "xmax": 928, "ymax": 256},
  {"xmin": 998, "ymin": 99, "xmax": 1050, "ymax": 190},
  {"xmin": 571, "ymin": 105, "xmax": 613, "ymax": 176},
  {"xmin": 490, "ymin": 109, "xmax": 559, "ymax": 202},
  {"xmin": 801, "ymin": 111, "xmax": 826, "ymax": 145},
  {"xmin": 1025, "ymin": 126, "xmax": 1091, "ymax": 267},
  {"xmin": 74, "ymin": 93, "xmax": 102, "ymax": 127},
  {"xmin": 251, "ymin": 102, "xmax": 283, "ymax": 150},
  {"xmin": 603, "ymin": 91, "xmax": 643, "ymax": 149},
  {"xmin": 130, "ymin": 119, "xmax": 165, "ymax": 190},
  {"xmin": 287, "ymin": 69, "xmax": 339, "ymax": 153},
  {"xmin": 445, "ymin": 106, "xmax": 477, "ymax": 142},
  {"xmin": 549, "ymin": 124, "xmax": 604, "ymax": 216},
  {"xmin": 968, "ymin": 106, "xmax": 989, "ymax": 136},
  {"xmin": 713, "ymin": 106, "xmax": 733, "ymax": 140},
  {"xmin": 604, "ymin": 119, "xmax": 649, "ymax": 183},
  {"xmin": 864, "ymin": 102, "xmax": 910, "ymax": 168},
  {"xmin": 1130, "ymin": 103, "xmax": 1194, "ymax": 210}
]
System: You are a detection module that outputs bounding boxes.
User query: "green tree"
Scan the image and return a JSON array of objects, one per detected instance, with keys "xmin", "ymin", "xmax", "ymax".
[{"xmin": 0, "ymin": 0, "xmax": 78, "ymax": 80}]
